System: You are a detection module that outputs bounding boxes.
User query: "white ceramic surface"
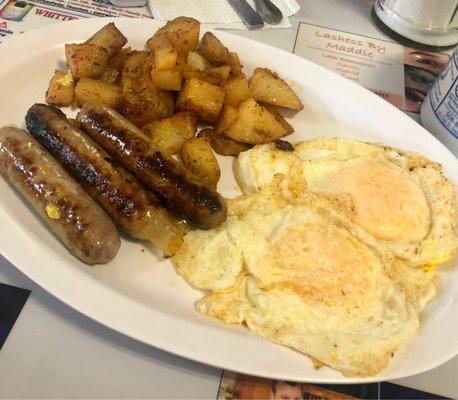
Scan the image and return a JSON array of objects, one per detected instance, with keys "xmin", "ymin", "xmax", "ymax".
[{"xmin": 0, "ymin": 17, "xmax": 457, "ymax": 383}]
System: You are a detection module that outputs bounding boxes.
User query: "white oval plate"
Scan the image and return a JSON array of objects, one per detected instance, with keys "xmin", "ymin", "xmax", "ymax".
[{"xmin": 0, "ymin": 18, "xmax": 457, "ymax": 383}]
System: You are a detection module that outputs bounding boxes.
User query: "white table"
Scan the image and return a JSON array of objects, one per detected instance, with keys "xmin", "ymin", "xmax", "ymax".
[{"xmin": 0, "ymin": 0, "xmax": 456, "ymax": 398}]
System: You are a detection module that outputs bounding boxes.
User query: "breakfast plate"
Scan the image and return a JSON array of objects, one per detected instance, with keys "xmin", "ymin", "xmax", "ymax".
[{"xmin": 0, "ymin": 17, "xmax": 457, "ymax": 383}]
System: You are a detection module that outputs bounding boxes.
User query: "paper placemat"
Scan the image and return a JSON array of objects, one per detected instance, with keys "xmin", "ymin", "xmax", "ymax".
[
  {"xmin": 0, "ymin": 0, "xmax": 151, "ymax": 42},
  {"xmin": 217, "ymin": 370, "xmax": 449, "ymax": 399},
  {"xmin": 0, "ymin": 282, "xmax": 30, "ymax": 349},
  {"xmin": 293, "ymin": 22, "xmax": 450, "ymax": 114}
]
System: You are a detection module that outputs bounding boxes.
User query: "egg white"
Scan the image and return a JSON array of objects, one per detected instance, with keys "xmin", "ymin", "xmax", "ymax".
[
  {"xmin": 174, "ymin": 180, "xmax": 420, "ymax": 377},
  {"xmin": 235, "ymin": 137, "xmax": 457, "ymax": 269}
]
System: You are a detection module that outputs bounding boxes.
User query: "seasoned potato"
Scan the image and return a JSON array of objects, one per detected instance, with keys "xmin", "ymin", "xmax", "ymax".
[
  {"xmin": 143, "ymin": 111, "xmax": 197, "ymax": 156},
  {"xmin": 205, "ymin": 65, "xmax": 231, "ymax": 87},
  {"xmin": 151, "ymin": 48, "xmax": 177, "ymax": 70},
  {"xmin": 167, "ymin": 17, "xmax": 200, "ymax": 53},
  {"xmin": 181, "ymin": 137, "xmax": 220, "ymax": 188},
  {"xmin": 224, "ymin": 74, "xmax": 250, "ymax": 107},
  {"xmin": 176, "ymin": 52, "xmax": 188, "ymax": 70},
  {"xmin": 225, "ymin": 98, "xmax": 287, "ymax": 144},
  {"xmin": 85, "ymin": 22, "xmax": 128, "ymax": 57},
  {"xmin": 182, "ymin": 65, "xmax": 230, "ymax": 87},
  {"xmin": 261, "ymin": 103, "xmax": 294, "ymax": 135},
  {"xmin": 100, "ymin": 48, "xmax": 131, "ymax": 85},
  {"xmin": 198, "ymin": 128, "xmax": 250, "ymax": 156},
  {"xmin": 250, "ymin": 68, "xmax": 303, "ymax": 110},
  {"xmin": 152, "ymin": 17, "xmax": 200, "ymax": 54},
  {"xmin": 151, "ymin": 67, "xmax": 182, "ymax": 91},
  {"xmin": 100, "ymin": 68, "xmax": 121, "ymax": 85},
  {"xmin": 75, "ymin": 78, "xmax": 122, "ymax": 108},
  {"xmin": 147, "ymin": 31, "xmax": 174, "ymax": 52},
  {"xmin": 182, "ymin": 70, "xmax": 219, "ymax": 86},
  {"xmin": 199, "ymin": 32, "xmax": 228, "ymax": 66},
  {"xmin": 187, "ymin": 51, "xmax": 211, "ymax": 71},
  {"xmin": 118, "ymin": 89, "xmax": 174, "ymax": 127},
  {"xmin": 228, "ymin": 52, "xmax": 243, "ymax": 75},
  {"xmin": 121, "ymin": 51, "xmax": 151, "ymax": 92},
  {"xmin": 177, "ymin": 77, "xmax": 225, "ymax": 122},
  {"xmin": 109, "ymin": 47, "xmax": 131, "ymax": 72},
  {"xmin": 120, "ymin": 50, "xmax": 174, "ymax": 126},
  {"xmin": 46, "ymin": 70, "xmax": 75, "ymax": 106},
  {"xmin": 65, "ymin": 44, "xmax": 109, "ymax": 79},
  {"xmin": 215, "ymin": 104, "xmax": 238, "ymax": 134}
]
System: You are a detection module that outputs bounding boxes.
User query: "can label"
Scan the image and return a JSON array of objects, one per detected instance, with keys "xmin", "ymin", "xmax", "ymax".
[{"xmin": 429, "ymin": 50, "xmax": 458, "ymax": 138}]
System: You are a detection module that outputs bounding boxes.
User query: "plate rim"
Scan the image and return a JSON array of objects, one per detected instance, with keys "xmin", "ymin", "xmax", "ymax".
[{"xmin": 0, "ymin": 17, "xmax": 457, "ymax": 384}]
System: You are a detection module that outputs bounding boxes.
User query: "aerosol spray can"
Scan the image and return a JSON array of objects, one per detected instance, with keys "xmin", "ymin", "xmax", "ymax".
[{"xmin": 420, "ymin": 49, "xmax": 458, "ymax": 155}]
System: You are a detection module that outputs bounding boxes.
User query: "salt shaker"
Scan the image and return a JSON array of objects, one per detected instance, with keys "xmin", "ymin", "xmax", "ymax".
[
  {"xmin": 420, "ymin": 48, "xmax": 458, "ymax": 155},
  {"xmin": 372, "ymin": 0, "xmax": 458, "ymax": 50}
]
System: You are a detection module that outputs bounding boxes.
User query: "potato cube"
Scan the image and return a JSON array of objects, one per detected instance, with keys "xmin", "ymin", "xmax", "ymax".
[
  {"xmin": 182, "ymin": 70, "xmax": 219, "ymax": 86},
  {"xmin": 205, "ymin": 65, "xmax": 231, "ymax": 87},
  {"xmin": 152, "ymin": 48, "xmax": 177, "ymax": 70},
  {"xmin": 181, "ymin": 137, "xmax": 220, "ymax": 189},
  {"xmin": 176, "ymin": 52, "xmax": 188, "ymax": 70},
  {"xmin": 177, "ymin": 78, "xmax": 225, "ymax": 122},
  {"xmin": 143, "ymin": 111, "xmax": 197, "ymax": 156},
  {"xmin": 199, "ymin": 32, "xmax": 228, "ymax": 66},
  {"xmin": 65, "ymin": 43, "xmax": 109, "ymax": 79},
  {"xmin": 162, "ymin": 17, "xmax": 200, "ymax": 54},
  {"xmin": 147, "ymin": 31, "xmax": 174, "ymax": 52},
  {"xmin": 215, "ymin": 104, "xmax": 238, "ymax": 134},
  {"xmin": 121, "ymin": 51, "xmax": 151, "ymax": 93},
  {"xmin": 109, "ymin": 47, "xmax": 131, "ymax": 72},
  {"xmin": 85, "ymin": 22, "xmax": 128, "ymax": 57},
  {"xmin": 187, "ymin": 51, "xmax": 211, "ymax": 71},
  {"xmin": 198, "ymin": 128, "xmax": 250, "ymax": 157},
  {"xmin": 149, "ymin": 17, "xmax": 200, "ymax": 54},
  {"xmin": 100, "ymin": 68, "xmax": 121, "ymax": 85},
  {"xmin": 46, "ymin": 70, "xmax": 75, "ymax": 106},
  {"xmin": 224, "ymin": 74, "xmax": 250, "ymax": 107},
  {"xmin": 261, "ymin": 103, "xmax": 294, "ymax": 135},
  {"xmin": 225, "ymin": 98, "xmax": 287, "ymax": 144},
  {"xmin": 118, "ymin": 89, "xmax": 174, "ymax": 127},
  {"xmin": 250, "ymin": 68, "xmax": 303, "ymax": 110},
  {"xmin": 151, "ymin": 67, "xmax": 182, "ymax": 91},
  {"xmin": 228, "ymin": 52, "xmax": 243, "ymax": 75},
  {"xmin": 182, "ymin": 65, "xmax": 230, "ymax": 87},
  {"xmin": 75, "ymin": 78, "xmax": 122, "ymax": 108}
]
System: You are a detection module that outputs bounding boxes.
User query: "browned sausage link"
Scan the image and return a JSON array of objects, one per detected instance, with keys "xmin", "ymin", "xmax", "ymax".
[
  {"xmin": 25, "ymin": 104, "xmax": 185, "ymax": 256},
  {"xmin": 0, "ymin": 126, "xmax": 120, "ymax": 265},
  {"xmin": 77, "ymin": 103, "xmax": 227, "ymax": 230}
]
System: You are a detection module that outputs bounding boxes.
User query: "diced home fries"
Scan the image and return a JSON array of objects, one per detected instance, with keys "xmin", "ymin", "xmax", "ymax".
[{"xmin": 45, "ymin": 17, "xmax": 303, "ymax": 188}]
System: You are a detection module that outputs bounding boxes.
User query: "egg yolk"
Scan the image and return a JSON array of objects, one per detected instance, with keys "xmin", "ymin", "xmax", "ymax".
[
  {"xmin": 331, "ymin": 159, "xmax": 430, "ymax": 242},
  {"xmin": 268, "ymin": 222, "xmax": 377, "ymax": 309}
]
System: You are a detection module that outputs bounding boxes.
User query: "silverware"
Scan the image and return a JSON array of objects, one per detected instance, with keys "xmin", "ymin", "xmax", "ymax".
[
  {"xmin": 227, "ymin": 0, "xmax": 264, "ymax": 30},
  {"xmin": 254, "ymin": 0, "xmax": 283, "ymax": 25}
]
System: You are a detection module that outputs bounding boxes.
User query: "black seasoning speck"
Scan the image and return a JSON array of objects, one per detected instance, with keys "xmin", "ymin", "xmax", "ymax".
[{"xmin": 275, "ymin": 139, "xmax": 294, "ymax": 152}]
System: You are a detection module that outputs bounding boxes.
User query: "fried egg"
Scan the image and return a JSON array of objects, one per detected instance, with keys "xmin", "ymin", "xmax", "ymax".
[
  {"xmin": 173, "ymin": 179, "xmax": 420, "ymax": 377},
  {"xmin": 235, "ymin": 137, "xmax": 457, "ymax": 269}
]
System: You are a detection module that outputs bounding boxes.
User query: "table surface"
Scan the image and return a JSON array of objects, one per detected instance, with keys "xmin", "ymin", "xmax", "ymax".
[{"xmin": 0, "ymin": 0, "xmax": 456, "ymax": 398}]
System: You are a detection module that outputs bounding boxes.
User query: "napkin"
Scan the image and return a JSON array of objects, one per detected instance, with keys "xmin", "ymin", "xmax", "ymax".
[{"xmin": 148, "ymin": 0, "xmax": 300, "ymax": 29}]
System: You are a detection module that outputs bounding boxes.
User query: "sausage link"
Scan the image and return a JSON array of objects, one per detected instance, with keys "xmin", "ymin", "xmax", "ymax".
[
  {"xmin": 25, "ymin": 104, "xmax": 184, "ymax": 256},
  {"xmin": 77, "ymin": 103, "xmax": 227, "ymax": 229},
  {"xmin": 0, "ymin": 126, "xmax": 120, "ymax": 265}
]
